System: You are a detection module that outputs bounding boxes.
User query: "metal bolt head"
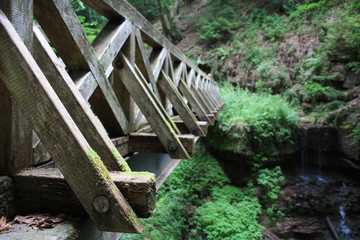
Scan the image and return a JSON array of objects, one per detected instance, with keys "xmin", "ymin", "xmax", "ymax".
[
  {"xmin": 93, "ymin": 196, "xmax": 110, "ymax": 213},
  {"xmin": 168, "ymin": 142, "xmax": 177, "ymax": 152}
]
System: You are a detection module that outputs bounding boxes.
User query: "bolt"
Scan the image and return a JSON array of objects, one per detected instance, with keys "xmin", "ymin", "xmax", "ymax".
[
  {"xmin": 93, "ymin": 196, "xmax": 110, "ymax": 213},
  {"xmin": 168, "ymin": 142, "xmax": 177, "ymax": 152},
  {"xmin": 115, "ymin": 59, "xmax": 124, "ymax": 69}
]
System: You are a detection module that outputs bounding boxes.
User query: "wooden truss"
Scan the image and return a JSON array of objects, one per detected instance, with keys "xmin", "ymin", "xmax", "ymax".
[{"xmin": 0, "ymin": 0, "xmax": 224, "ymax": 233}]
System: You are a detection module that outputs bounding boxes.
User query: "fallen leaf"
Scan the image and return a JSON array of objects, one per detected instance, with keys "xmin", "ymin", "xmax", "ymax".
[
  {"xmin": 12, "ymin": 213, "xmax": 67, "ymax": 230},
  {"xmin": 0, "ymin": 216, "xmax": 11, "ymax": 232},
  {"xmin": 0, "ymin": 223, "xmax": 11, "ymax": 232}
]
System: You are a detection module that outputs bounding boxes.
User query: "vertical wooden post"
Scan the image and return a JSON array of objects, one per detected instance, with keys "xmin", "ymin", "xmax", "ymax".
[{"xmin": 0, "ymin": 0, "xmax": 33, "ymax": 174}]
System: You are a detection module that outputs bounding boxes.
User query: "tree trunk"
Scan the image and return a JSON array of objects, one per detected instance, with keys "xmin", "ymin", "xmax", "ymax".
[{"xmin": 156, "ymin": 0, "xmax": 170, "ymax": 38}]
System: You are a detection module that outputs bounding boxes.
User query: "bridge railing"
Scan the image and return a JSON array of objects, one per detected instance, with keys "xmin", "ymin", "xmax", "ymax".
[{"xmin": 0, "ymin": 0, "xmax": 223, "ymax": 233}]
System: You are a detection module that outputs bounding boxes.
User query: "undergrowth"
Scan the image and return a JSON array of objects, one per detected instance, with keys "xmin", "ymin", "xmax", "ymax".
[
  {"xmin": 207, "ymin": 83, "xmax": 299, "ymax": 165},
  {"xmin": 123, "ymin": 144, "xmax": 265, "ymax": 240}
]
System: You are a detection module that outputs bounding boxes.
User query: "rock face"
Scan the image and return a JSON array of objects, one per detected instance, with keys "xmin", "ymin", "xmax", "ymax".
[
  {"xmin": 299, "ymin": 123, "xmax": 359, "ymax": 170},
  {"xmin": 272, "ymin": 168, "xmax": 360, "ymax": 239},
  {"xmin": 0, "ymin": 176, "xmax": 15, "ymax": 218}
]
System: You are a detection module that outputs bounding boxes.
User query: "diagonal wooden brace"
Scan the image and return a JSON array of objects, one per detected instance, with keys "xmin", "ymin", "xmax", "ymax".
[
  {"xmin": 0, "ymin": 11, "xmax": 142, "ymax": 233},
  {"xmin": 158, "ymin": 72, "xmax": 205, "ymax": 136},
  {"xmin": 114, "ymin": 53, "xmax": 191, "ymax": 159}
]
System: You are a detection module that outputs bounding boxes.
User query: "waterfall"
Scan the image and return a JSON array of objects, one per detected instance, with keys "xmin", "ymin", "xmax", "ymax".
[{"xmin": 339, "ymin": 205, "xmax": 351, "ymax": 236}]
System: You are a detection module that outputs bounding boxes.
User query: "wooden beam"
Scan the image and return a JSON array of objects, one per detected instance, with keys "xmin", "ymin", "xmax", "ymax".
[
  {"xmin": 133, "ymin": 64, "xmax": 180, "ymax": 134},
  {"xmin": 34, "ymin": 0, "xmax": 130, "ymax": 135},
  {"xmin": 0, "ymin": 11, "xmax": 142, "ymax": 232},
  {"xmin": 81, "ymin": 0, "xmax": 211, "ymax": 80},
  {"xmin": 129, "ymin": 133, "xmax": 196, "ymax": 156},
  {"xmin": 158, "ymin": 72, "xmax": 205, "ymax": 136},
  {"xmin": 151, "ymin": 48, "xmax": 167, "ymax": 81},
  {"xmin": 114, "ymin": 53, "xmax": 190, "ymax": 159},
  {"xmin": 92, "ymin": 20, "xmax": 131, "ymax": 73},
  {"xmin": 191, "ymin": 84, "xmax": 213, "ymax": 115},
  {"xmin": 33, "ymin": 24, "xmax": 130, "ymax": 172},
  {"xmin": 178, "ymin": 80, "xmax": 213, "ymax": 124},
  {"xmin": 134, "ymin": 29, "xmax": 161, "ymax": 100},
  {"xmin": 0, "ymin": 0, "xmax": 33, "ymax": 175},
  {"xmin": 14, "ymin": 168, "xmax": 156, "ymax": 218},
  {"xmin": 174, "ymin": 121, "xmax": 208, "ymax": 136}
]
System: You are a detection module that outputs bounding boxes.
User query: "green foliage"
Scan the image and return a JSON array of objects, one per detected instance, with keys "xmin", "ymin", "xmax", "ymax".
[
  {"xmin": 123, "ymin": 144, "xmax": 231, "ymax": 240},
  {"xmin": 128, "ymin": 0, "xmax": 162, "ymax": 22},
  {"xmin": 195, "ymin": 186, "xmax": 264, "ymax": 240},
  {"xmin": 302, "ymin": 81, "xmax": 344, "ymax": 103},
  {"xmin": 349, "ymin": 124, "xmax": 360, "ymax": 145},
  {"xmin": 70, "ymin": 0, "xmax": 107, "ymax": 42},
  {"xmin": 207, "ymin": 83, "xmax": 299, "ymax": 164},
  {"xmin": 256, "ymin": 166, "xmax": 285, "ymax": 220},
  {"xmin": 196, "ymin": 0, "xmax": 242, "ymax": 42}
]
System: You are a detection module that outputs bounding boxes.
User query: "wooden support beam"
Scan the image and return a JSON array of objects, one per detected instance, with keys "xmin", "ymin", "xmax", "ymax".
[
  {"xmin": 178, "ymin": 80, "xmax": 213, "ymax": 124},
  {"xmin": 152, "ymin": 48, "xmax": 167, "ymax": 81},
  {"xmin": 34, "ymin": 0, "xmax": 130, "ymax": 135},
  {"xmin": 190, "ymin": 84, "xmax": 214, "ymax": 117},
  {"xmin": 81, "ymin": 0, "xmax": 210, "ymax": 80},
  {"xmin": 134, "ymin": 29, "xmax": 161, "ymax": 100},
  {"xmin": 114, "ymin": 53, "xmax": 190, "ymax": 159},
  {"xmin": 32, "ymin": 24, "xmax": 130, "ymax": 172},
  {"xmin": 129, "ymin": 133, "xmax": 196, "ymax": 156},
  {"xmin": 174, "ymin": 121, "xmax": 208, "ymax": 136},
  {"xmin": 0, "ymin": 0, "xmax": 33, "ymax": 175},
  {"xmin": 133, "ymin": 64, "xmax": 180, "ymax": 133},
  {"xmin": 158, "ymin": 72, "xmax": 205, "ymax": 137},
  {"xmin": 0, "ymin": 11, "xmax": 142, "ymax": 232},
  {"xmin": 14, "ymin": 168, "xmax": 156, "ymax": 218}
]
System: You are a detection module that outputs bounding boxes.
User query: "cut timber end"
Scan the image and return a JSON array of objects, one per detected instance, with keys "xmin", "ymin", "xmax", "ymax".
[{"xmin": 13, "ymin": 168, "xmax": 156, "ymax": 218}]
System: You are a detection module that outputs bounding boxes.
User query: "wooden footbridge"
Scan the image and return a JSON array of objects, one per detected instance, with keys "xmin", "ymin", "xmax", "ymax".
[{"xmin": 0, "ymin": 0, "xmax": 223, "ymax": 234}]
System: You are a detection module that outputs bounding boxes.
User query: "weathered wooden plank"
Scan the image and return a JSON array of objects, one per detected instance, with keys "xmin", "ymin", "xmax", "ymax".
[
  {"xmin": 92, "ymin": 20, "xmax": 132, "ymax": 75},
  {"xmin": 151, "ymin": 48, "xmax": 167, "ymax": 81},
  {"xmin": 134, "ymin": 30, "xmax": 161, "ymax": 100},
  {"xmin": 173, "ymin": 121, "xmax": 208, "ymax": 136},
  {"xmin": 158, "ymin": 72, "xmax": 205, "ymax": 136},
  {"xmin": 191, "ymin": 83, "xmax": 213, "ymax": 115},
  {"xmin": 33, "ymin": 24, "xmax": 130, "ymax": 171},
  {"xmin": 129, "ymin": 133, "xmax": 195, "ymax": 156},
  {"xmin": 198, "ymin": 87, "xmax": 218, "ymax": 112},
  {"xmin": 73, "ymin": 71, "xmax": 98, "ymax": 101},
  {"xmin": 178, "ymin": 80, "xmax": 213, "ymax": 124},
  {"xmin": 112, "ymin": 136, "xmax": 129, "ymax": 156},
  {"xmin": 114, "ymin": 53, "xmax": 190, "ymax": 159},
  {"xmin": 0, "ymin": 12, "xmax": 142, "ymax": 232},
  {"xmin": 0, "ymin": 0, "xmax": 33, "ymax": 174},
  {"xmin": 34, "ymin": 0, "xmax": 130, "ymax": 135},
  {"xmin": 111, "ymin": 33, "xmax": 135, "ymax": 132},
  {"xmin": 81, "ymin": 0, "xmax": 211, "ymax": 80},
  {"xmin": 133, "ymin": 64, "xmax": 180, "ymax": 134},
  {"xmin": 174, "ymin": 62, "xmax": 185, "ymax": 87},
  {"xmin": 14, "ymin": 168, "xmax": 156, "ymax": 218}
]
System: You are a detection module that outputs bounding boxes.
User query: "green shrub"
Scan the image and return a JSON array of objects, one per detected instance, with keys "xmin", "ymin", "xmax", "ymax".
[
  {"xmin": 302, "ymin": 81, "xmax": 344, "ymax": 103},
  {"xmin": 194, "ymin": 185, "xmax": 264, "ymax": 240},
  {"xmin": 207, "ymin": 83, "xmax": 299, "ymax": 164},
  {"xmin": 256, "ymin": 166, "xmax": 285, "ymax": 220},
  {"xmin": 196, "ymin": 0, "xmax": 242, "ymax": 42},
  {"xmin": 123, "ymin": 144, "xmax": 230, "ymax": 240}
]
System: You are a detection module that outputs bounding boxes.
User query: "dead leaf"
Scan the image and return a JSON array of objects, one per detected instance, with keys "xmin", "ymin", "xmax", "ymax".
[
  {"xmin": 0, "ymin": 216, "xmax": 11, "ymax": 232},
  {"xmin": 13, "ymin": 213, "xmax": 67, "ymax": 230}
]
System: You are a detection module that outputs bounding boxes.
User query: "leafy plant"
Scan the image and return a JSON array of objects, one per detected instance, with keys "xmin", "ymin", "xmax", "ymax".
[
  {"xmin": 256, "ymin": 166, "xmax": 285, "ymax": 221},
  {"xmin": 196, "ymin": 0, "xmax": 242, "ymax": 42},
  {"xmin": 207, "ymin": 83, "xmax": 299, "ymax": 164}
]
